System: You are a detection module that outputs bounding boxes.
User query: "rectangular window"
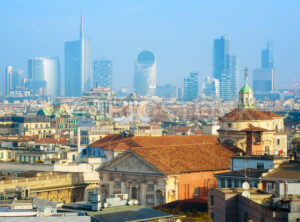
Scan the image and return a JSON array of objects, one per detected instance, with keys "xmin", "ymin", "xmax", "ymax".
[
  {"xmin": 267, "ymin": 183, "xmax": 273, "ymax": 192},
  {"xmin": 0, "ymin": 152, "xmax": 3, "ymax": 159},
  {"xmin": 235, "ymin": 180, "xmax": 239, "ymax": 188},
  {"xmin": 28, "ymin": 156, "xmax": 31, "ymax": 163},
  {"xmin": 33, "ymin": 156, "xmax": 36, "ymax": 162},
  {"xmin": 228, "ymin": 179, "xmax": 232, "ymax": 188},
  {"xmin": 146, "ymin": 194, "xmax": 154, "ymax": 204},
  {"xmin": 19, "ymin": 156, "xmax": 22, "ymax": 162},
  {"xmin": 277, "ymin": 139, "xmax": 280, "ymax": 145},
  {"xmin": 147, "ymin": 184, "xmax": 154, "ymax": 191},
  {"xmin": 210, "ymin": 195, "xmax": 214, "ymax": 206},
  {"xmin": 8, "ymin": 152, "xmax": 11, "ymax": 159},
  {"xmin": 257, "ymin": 163, "xmax": 264, "ymax": 169},
  {"xmin": 24, "ymin": 156, "xmax": 26, "ymax": 162},
  {"xmin": 221, "ymin": 179, "xmax": 225, "ymax": 188},
  {"xmin": 72, "ymin": 154, "xmax": 76, "ymax": 162},
  {"xmin": 194, "ymin": 187, "xmax": 200, "ymax": 198},
  {"xmin": 265, "ymin": 146, "xmax": 270, "ymax": 154}
]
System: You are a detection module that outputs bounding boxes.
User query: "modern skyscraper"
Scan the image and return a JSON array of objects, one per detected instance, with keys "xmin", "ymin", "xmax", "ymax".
[
  {"xmin": 184, "ymin": 72, "xmax": 199, "ymax": 101},
  {"xmin": 3, "ymin": 66, "xmax": 13, "ymax": 96},
  {"xmin": 213, "ymin": 35, "xmax": 238, "ymax": 100},
  {"xmin": 3, "ymin": 66, "xmax": 24, "ymax": 96},
  {"xmin": 65, "ymin": 11, "xmax": 91, "ymax": 97},
  {"xmin": 203, "ymin": 76, "xmax": 219, "ymax": 99},
  {"xmin": 134, "ymin": 51, "xmax": 156, "ymax": 96},
  {"xmin": 93, "ymin": 59, "xmax": 113, "ymax": 89},
  {"xmin": 261, "ymin": 41, "xmax": 274, "ymax": 69},
  {"xmin": 213, "ymin": 35, "xmax": 230, "ymax": 80},
  {"xmin": 28, "ymin": 57, "xmax": 60, "ymax": 97},
  {"xmin": 253, "ymin": 42, "xmax": 276, "ymax": 92}
]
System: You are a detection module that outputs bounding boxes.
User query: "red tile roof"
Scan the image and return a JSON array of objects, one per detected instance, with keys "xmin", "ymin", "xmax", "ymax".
[
  {"xmin": 220, "ymin": 108, "xmax": 283, "ymax": 121},
  {"xmin": 89, "ymin": 134, "xmax": 218, "ymax": 151},
  {"xmin": 241, "ymin": 124, "xmax": 269, "ymax": 132},
  {"xmin": 131, "ymin": 143, "xmax": 235, "ymax": 175}
]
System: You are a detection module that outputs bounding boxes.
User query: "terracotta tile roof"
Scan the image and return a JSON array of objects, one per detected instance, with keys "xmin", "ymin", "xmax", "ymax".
[
  {"xmin": 241, "ymin": 124, "xmax": 268, "ymax": 132},
  {"xmin": 131, "ymin": 143, "xmax": 235, "ymax": 175},
  {"xmin": 89, "ymin": 134, "xmax": 218, "ymax": 151},
  {"xmin": 220, "ymin": 108, "xmax": 284, "ymax": 121}
]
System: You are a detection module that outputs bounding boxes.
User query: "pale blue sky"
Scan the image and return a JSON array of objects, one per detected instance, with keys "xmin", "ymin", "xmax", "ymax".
[{"xmin": 0, "ymin": 0, "xmax": 299, "ymax": 91}]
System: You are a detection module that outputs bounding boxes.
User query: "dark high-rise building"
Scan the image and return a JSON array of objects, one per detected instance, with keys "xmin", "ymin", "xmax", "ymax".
[
  {"xmin": 65, "ymin": 11, "xmax": 91, "ymax": 97},
  {"xmin": 93, "ymin": 59, "xmax": 113, "ymax": 89},
  {"xmin": 184, "ymin": 72, "xmax": 199, "ymax": 101},
  {"xmin": 213, "ymin": 36, "xmax": 238, "ymax": 100},
  {"xmin": 253, "ymin": 42, "xmax": 276, "ymax": 92}
]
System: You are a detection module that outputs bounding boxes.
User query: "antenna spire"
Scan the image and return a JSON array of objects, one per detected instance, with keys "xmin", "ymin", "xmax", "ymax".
[
  {"xmin": 80, "ymin": 9, "xmax": 84, "ymax": 40},
  {"xmin": 244, "ymin": 67, "xmax": 248, "ymax": 83}
]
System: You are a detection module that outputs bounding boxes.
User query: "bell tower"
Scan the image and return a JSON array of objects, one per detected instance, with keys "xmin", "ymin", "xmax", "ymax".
[{"xmin": 238, "ymin": 67, "xmax": 255, "ymax": 109}]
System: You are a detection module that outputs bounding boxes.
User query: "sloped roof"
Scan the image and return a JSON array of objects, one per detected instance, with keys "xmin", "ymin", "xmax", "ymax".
[
  {"xmin": 220, "ymin": 108, "xmax": 283, "ymax": 121},
  {"xmin": 215, "ymin": 168, "xmax": 267, "ymax": 178},
  {"xmin": 263, "ymin": 161, "xmax": 300, "ymax": 181},
  {"xmin": 131, "ymin": 143, "xmax": 235, "ymax": 175},
  {"xmin": 89, "ymin": 134, "xmax": 218, "ymax": 151},
  {"xmin": 241, "ymin": 124, "xmax": 269, "ymax": 132}
]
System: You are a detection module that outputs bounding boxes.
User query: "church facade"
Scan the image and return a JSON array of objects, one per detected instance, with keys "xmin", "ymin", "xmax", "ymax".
[{"xmin": 218, "ymin": 68, "xmax": 287, "ymax": 156}]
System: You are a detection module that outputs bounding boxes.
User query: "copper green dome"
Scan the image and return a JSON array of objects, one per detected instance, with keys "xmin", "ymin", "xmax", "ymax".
[{"xmin": 240, "ymin": 81, "xmax": 253, "ymax": 94}]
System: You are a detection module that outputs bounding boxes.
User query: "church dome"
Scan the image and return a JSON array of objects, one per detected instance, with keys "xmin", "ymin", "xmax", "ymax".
[{"xmin": 240, "ymin": 81, "xmax": 253, "ymax": 94}]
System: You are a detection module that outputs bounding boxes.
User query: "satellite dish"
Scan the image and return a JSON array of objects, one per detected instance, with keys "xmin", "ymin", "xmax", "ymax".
[
  {"xmin": 242, "ymin": 190, "xmax": 251, "ymax": 198},
  {"xmin": 242, "ymin": 182, "xmax": 250, "ymax": 190}
]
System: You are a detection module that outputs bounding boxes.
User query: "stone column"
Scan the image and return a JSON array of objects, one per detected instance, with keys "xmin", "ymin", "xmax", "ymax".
[
  {"xmin": 121, "ymin": 182, "xmax": 126, "ymax": 194},
  {"xmin": 140, "ymin": 183, "xmax": 147, "ymax": 205}
]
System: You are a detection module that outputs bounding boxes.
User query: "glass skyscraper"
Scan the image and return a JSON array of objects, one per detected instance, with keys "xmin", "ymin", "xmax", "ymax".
[
  {"xmin": 27, "ymin": 57, "xmax": 60, "ymax": 97},
  {"xmin": 65, "ymin": 12, "xmax": 91, "ymax": 97},
  {"xmin": 213, "ymin": 35, "xmax": 238, "ymax": 100},
  {"xmin": 134, "ymin": 51, "xmax": 156, "ymax": 97},
  {"xmin": 253, "ymin": 42, "xmax": 275, "ymax": 92},
  {"xmin": 184, "ymin": 72, "xmax": 199, "ymax": 101},
  {"xmin": 93, "ymin": 59, "xmax": 113, "ymax": 89}
]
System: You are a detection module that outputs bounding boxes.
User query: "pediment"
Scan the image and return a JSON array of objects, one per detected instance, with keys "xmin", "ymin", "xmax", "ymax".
[{"xmin": 99, "ymin": 152, "xmax": 164, "ymax": 175}]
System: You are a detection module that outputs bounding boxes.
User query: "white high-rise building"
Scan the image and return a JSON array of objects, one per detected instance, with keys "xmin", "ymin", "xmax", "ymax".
[
  {"xmin": 28, "ymin": 57, "xmax": 60, "ymax": 97},
  {"xmin": 134, "ymin": 51, "xmax": 156, "ymax": 96}
]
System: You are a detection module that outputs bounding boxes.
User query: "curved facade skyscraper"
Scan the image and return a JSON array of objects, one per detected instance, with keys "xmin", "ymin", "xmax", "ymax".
[
  {"xmin": 28, "ymin": 57, "xmax": 60, "ymax": 97},
  {"xmin": 134, "ymin": 51, "xmax": 156, "ymax": 96}
]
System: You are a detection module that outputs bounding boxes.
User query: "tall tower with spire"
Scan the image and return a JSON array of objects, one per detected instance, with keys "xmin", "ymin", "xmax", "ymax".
[
  {"xmin": 64, "ymin": 10, "xmax": 91, "ymax": 97},
  {"xmin": 238, "ymin": 67, "xmax": 255, "ymax": 109}
]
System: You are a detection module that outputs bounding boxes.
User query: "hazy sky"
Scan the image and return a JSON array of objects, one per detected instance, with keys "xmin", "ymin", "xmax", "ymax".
[{"xmin": 0, "ymin": 0, "xmax": 300, "ymax": 91}]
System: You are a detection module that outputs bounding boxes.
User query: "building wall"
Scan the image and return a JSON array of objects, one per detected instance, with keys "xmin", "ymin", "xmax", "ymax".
[{"xmin": 178, "ymin": 170, "xmax": 229, "ymax": 200}]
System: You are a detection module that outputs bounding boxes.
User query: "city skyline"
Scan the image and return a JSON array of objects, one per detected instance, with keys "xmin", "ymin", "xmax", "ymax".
[{"xmin": 0, "ymin": 0, "xmax": 300, "ymax": 92}]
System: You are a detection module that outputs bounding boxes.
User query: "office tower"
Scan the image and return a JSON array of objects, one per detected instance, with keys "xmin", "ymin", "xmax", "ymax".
[
  {"xmin": 133, "ymin": 51, "xmax": 156, "ymax": 97},
  {"xmin": 184, "ymin": 72, "xmax": 199, "ymax": 101},
  {"xmin": 3, "ymin": 66, "xmax": 24, "ymax": 96},
  {"xmin": 65, "ymin": 11, "xmax": 91, "ymax": 97},
  {"xmin": 203, "ymin": 76, "xmax": 219, "ymax": 99},
  {"xmin": 213, "ymin": 36, "xmax": 230, "ymax": 80},
  {"xmin": 28, "ymin": 57, "xmax": 60, "ymax": 97},
  {"xmin": 93, "ymin": 59, "xmax": 113, "ymax": 89},
  {"xmin": 213, "ymin": 35, "xmax": 238, "ymax": 100},
  {"xmin": 261, "ymin": 42, "xmax": 273, "ymax": 69},
  {"xmin": 3, "ymin": 66, "xmax": 13, "ymax": 96},
  {"xmin": 156, "ymin": 84, "xmax": 177, "ymax": 98},
  {"xmin": 253, "ymin": 42, "xmax": 276, "ymax": 92}
]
